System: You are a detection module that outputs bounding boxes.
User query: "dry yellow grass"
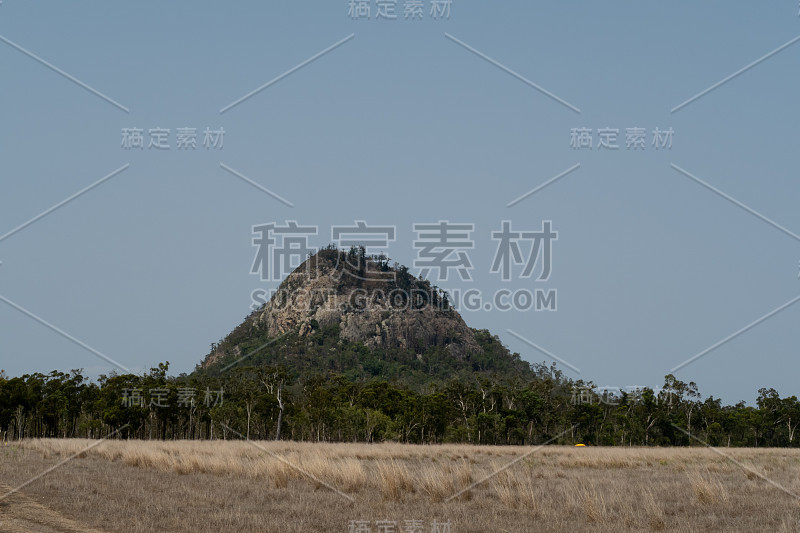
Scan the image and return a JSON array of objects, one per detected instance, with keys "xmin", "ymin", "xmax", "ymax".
[
  {"xmin": 376, "ymin": 460, "xmax": 414, "ymax": 501},
  {"xmin": 2, "ymin": 440, "xmax": 800, "ymax": 532},
  {"xmin": 687, "ymin": 469, "xmax": 729, "ymax": 505}
]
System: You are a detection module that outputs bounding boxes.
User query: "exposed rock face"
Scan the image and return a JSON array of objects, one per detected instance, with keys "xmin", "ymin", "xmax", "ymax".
[{"xmin": 251, "ymin": 249, "xmax": 481, "ymax": 359}]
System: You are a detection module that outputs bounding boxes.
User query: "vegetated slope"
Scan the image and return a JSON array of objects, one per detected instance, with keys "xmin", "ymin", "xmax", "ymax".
[{"xmin": 197, "ymin": 247, "xmax": 535, "ymax": 390}]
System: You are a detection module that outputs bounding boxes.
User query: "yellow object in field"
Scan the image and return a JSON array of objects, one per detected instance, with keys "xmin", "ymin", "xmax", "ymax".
[{"xmin": 575, "ymin": 443, "xmax": 586, "ymax": 446}]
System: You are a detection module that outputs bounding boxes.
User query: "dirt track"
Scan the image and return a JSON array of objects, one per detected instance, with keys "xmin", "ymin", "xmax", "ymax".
[{"xmin": 0, "ymin": 484, "xmax": 106, "ymax": 533}]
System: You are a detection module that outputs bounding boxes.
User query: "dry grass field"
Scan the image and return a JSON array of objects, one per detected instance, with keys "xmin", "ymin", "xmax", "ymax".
[{"xmin": 1, "ymin": 439, "xmax": 799, "ymax": 532}]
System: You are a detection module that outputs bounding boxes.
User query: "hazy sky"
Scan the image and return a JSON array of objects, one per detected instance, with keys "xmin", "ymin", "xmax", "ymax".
[{"xmin": 1, "ymin": 1, "xmax": 798, "ymax": 404}]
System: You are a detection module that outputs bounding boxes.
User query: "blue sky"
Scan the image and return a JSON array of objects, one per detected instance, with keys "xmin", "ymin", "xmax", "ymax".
[{"xmin": 1, "ymin": 1, "xmax": 798, "ymax": 404}]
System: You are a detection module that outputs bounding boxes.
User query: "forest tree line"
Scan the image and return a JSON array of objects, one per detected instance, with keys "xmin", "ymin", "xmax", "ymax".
[{"xmin": 1, "ymin": 362, "xmax": 798, "ymax": 447}]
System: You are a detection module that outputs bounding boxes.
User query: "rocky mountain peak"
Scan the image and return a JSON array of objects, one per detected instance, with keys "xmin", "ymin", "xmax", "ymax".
[{"xmin": 253, "ymin": 247, "xmax": 481, "ymax": 358}]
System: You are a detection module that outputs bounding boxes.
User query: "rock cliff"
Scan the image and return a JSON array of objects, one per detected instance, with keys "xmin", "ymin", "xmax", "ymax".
[{"xmin": 252, "ymin": 248, "xmax": 481, "ymax": 358}]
